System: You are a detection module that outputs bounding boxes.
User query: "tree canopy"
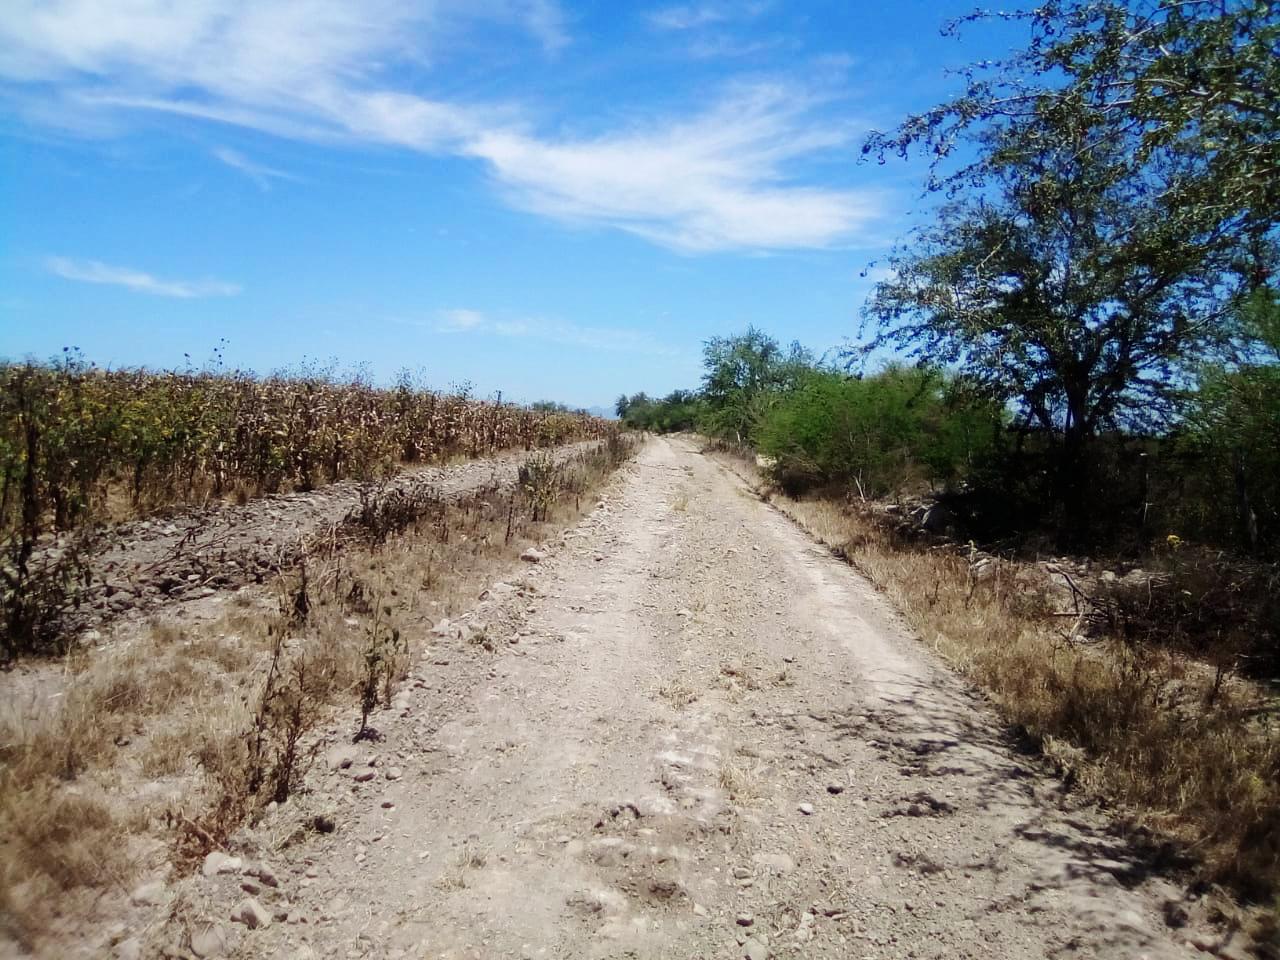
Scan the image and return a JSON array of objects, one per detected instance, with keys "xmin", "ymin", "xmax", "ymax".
[
  {"xmin": 865, "ymin": 0, "xmax": 1279, "ymax": 240},
  {"xmin": 701, "ymin": 328, "xmax": 813, "ymax": 444},
  {"xmin": 859, "ymin": 0, "xmax": 1278, "ymax": 534}
]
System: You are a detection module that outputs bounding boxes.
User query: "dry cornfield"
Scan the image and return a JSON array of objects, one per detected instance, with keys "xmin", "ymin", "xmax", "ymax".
[
  {"xmin": 0, "ymin": 358, "xmax": 616, "ymax": 659},
  {"xmin": 0, "ymin": 357, "xmax": 611, "ymax": 534}
]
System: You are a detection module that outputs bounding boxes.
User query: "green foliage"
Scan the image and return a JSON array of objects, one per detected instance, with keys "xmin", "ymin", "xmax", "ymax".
[
  {"xmin": 865, "ymin": 1, "xmax": 1279, "ymax": 236},
  {"xmin": 699, "ymin": 328, "xmax": 812, "ymax": 444},
  {"xmin": 860, "ymin": 1, "xmax": 1278, "ymax": 542},
  {"xmin": 618, "ymin": 306, "xmax": 1279, "ymax": 558},
  {"xmin": 1170, "ymin": 289, "xmax": 1280, "ymax": 553},
  {"xmin": 617, "ymin": 390, "xmax": 703, "ymax": 433},
  {"xmin": 756, "ymin": 366, "xmax": 1004, "ymax": 497}
]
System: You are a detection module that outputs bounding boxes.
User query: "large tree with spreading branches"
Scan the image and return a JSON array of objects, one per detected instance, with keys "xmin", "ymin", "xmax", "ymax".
[{"xmin": 859, "ymin": 0, "xmax": 1278, "ymax": 538}]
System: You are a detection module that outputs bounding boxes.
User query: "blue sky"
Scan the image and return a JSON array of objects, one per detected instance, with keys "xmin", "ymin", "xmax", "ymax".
[{"xmin": 0, "ymin": 1, "xmax": 1020, "ymax": 410}]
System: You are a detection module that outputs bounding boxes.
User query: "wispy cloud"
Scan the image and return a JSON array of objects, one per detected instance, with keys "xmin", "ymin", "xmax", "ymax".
[
  {"xmin": 0, "ymin": 2, "xmax": 500, "ymax": 151},
  {"xmin": 512, "ymin": 0, "xmax": 571, "ymax": 53},
  {"xmin": 684, "ymin": 36, "xmax": 780, "ymax": 59},
  {"xmin": 645, "ymin": 2, "xmax": 770, "ymax": 31},
  {"xmin": 2, "ymin": 0, "xmax": 882, "ymax": 254},
  {"xmin": 435, "ymin": 308, "xmax": 487, "ymax": 332},
  {"xmin": 45, "ymin": 256, "xmax": 242, "ymax": 298},
  {"xmin": 467, "ymin": 85, "xmax": 880, "ymax": 252},
  {"xmin": 647, "ymin": 5, "xmax": 730, "ymax": 30},
  {"xmin": 212, "ymin": 147, "xmax": 297, "ymax": 190},
  {"xmin": 425, "ymin": 309, "xmax": 677, "ymax": 355}
]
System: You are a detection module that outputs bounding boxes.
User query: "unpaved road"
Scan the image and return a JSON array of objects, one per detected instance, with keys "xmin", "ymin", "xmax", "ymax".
[{"xmin": 161, "ymin": 437, "xmax": 1228, "ymax": 960}]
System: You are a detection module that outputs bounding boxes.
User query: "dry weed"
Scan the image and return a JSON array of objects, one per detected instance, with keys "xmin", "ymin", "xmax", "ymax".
[
  {"xmin": 437, "ymin": 841, "xmax": 487, "ymax": 890},
  {"xmin": 719, "ymin": 662, "xmax": 759, "ymax": 688},
  {"xmin": 718, "ymin": 755, "xmax": 758, "ymax": 802},
  {"xmin": 0, "ymin": 780, "xmax": 129, "ymax": 943},
  {"xmin": 658, "ymin": 680, "xmax": 700, "ymax": 709},
  {"xmin": 139, "ymin": 729, "xmax": 194, "ymax": 778}
]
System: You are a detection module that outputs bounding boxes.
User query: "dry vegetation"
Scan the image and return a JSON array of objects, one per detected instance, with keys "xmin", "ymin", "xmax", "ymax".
[
  {"xmin": 0, "ymin": 436, "xmax": 635, "ymax": 952},
  {"xmin": 718, "ymin": 453, "xmax": 1280, "ymax": 934},
  {"xmin": 0, "ymin": 358, "xmax": 611, "ymax": 531},
  {"xmin": 1, "ymin": 358, "xmax": 612, "ymax": 660}
]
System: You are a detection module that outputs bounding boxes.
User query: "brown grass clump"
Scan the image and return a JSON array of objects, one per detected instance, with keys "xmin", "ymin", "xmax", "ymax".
[
  {"xmin": 760, "ymin": 487, "xmax": 1280, "ymax": 910},
  {"xmin": 658, "ymin": 680, "xmax": 700, "ymax": 709},
  {"xmin": 0, "ymin": 782, "xmax": 129, "ymax": 947},
  {"xmin": 2, "ymin": 786, "xmax": 125, "ymax": 891}
]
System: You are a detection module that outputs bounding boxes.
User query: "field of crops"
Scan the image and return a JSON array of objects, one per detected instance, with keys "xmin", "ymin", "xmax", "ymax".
[{"xmin": 0, "ymin": 357, "xmax": 612, "ymax": 537}]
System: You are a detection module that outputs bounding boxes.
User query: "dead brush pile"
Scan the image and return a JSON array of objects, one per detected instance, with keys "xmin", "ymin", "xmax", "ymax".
[
  {"xmin": 744, "ymin": 474, "xmax": 1280, "ymax": 925},
  {"xmin": 0, "ymin": 435, "xmax": 636, "ymax": 953}
]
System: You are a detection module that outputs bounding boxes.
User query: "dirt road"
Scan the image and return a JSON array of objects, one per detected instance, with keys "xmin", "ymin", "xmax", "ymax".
[{"xmin": 162, "ymin": 437, "xmax": 1224, "ymax": 960}]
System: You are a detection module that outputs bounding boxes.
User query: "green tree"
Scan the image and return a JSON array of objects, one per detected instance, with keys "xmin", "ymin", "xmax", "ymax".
[
  {"xmin": 619, "ymin": 393, "xmax": 653, "ymax": 429},
  {"xmin": 860, "ymin": 0, "xmax": 1277, "ymax": 541},
  {"xmin": 1177, "ymin": 289, "xmax": 1280, "ymax": 553},
  {"xmin": 865, "ymin": 1, "xmax": 1279, "ymax": 240},
  {"xmin": 701, "ymin": 328, "xmax": 813, "ymax": 444}
]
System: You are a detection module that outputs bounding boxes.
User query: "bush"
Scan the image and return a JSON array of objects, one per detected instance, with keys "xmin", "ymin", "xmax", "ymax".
[
  {"xmin": 1165, "ymin": 362, "xmax": 1280, "ymax": 558},
  {"xmin": 755, "ymin": 366, "xmax": 1003, "ymax": 497},
  {"xmin": 619, "ymin": 390, "xmax": 703, "ymax": 433}
]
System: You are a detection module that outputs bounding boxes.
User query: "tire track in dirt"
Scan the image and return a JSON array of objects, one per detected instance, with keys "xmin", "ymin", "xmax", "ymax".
[{"xmin": 153, "ymin": 437, "xmax": 1238, "ymax": 960}]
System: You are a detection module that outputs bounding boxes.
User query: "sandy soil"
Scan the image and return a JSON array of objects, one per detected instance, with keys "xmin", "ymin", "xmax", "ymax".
[{"xmin": 133, "ymin": 437, "xmax": 1240, "ymax": 960}]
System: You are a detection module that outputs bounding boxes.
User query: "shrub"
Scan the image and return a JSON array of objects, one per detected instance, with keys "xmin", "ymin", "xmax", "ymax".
[{"xmin": 756, "ymin": 366, "xmax": 1003, "ymax": 497}]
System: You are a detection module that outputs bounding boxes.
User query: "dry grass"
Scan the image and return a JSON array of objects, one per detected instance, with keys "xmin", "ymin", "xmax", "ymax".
[
  {"xmin": 718, "ymin": 661, "xmax": 760, "ymax": 704},
  {"xmin": 0, "ymin": 622, "xmax": 253, "ymax": 941},
  {"xmin": 0, "ymin": 783, "xmax": 129, "ymax": 949},
  {"xmin": 763, "ymin": 486, "xmax": 1280, "ymax": 916},
  {"xmin": 0, "ymin": 438, "xmax": 636, "ymax": 953},
  {"xmin": 140, "ymin": 728, "xmax": 196, "ymax": 779},
  {"xmin": 718, "ymin": 753, "xmax": 759, "ymax": 802},
  {"xmin": 657, "ymin": 679, "xmax": 700, "ymax": 709},
  {"xmin": 437, "ymin": 841, "xmax": 488, "ymax": 890}
]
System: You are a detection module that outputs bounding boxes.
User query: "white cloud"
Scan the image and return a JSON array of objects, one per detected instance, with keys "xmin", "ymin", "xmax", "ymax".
[
  {"xmin": 467, "ymin": 85, "xmax": 879, "ymax": 252},
  {"xmin": 45, "ymin": 256, "xmax": 241, "ymax": 298},
  {"xmin": 2, "ymin": 0, "xmax": 884, "ymax": 254},
  {"xmin": 435, "ymin": 308, "xmax": 486, "ymax": 332},
  {"xmin": 646, "ymin": 2, "xmax": 770, "ymax": 31},
  {"xmin": 507, "ymin": 0, "xmax": 570, "ymax": 53},
  {"xmin": 0, "ymin": 0, "xmax": 552, "ymax": 149},
  {"xmin": 213, "ymin": 147, "xmax": 297, "ymax": 189},
  {"xmin": 648, "ymin": 5, "xmax": 730, "ymax": 30},
  {"xmin": 427, "ymin": 309, "xmax": 676, "ymax": 355},
  {"xmin": 684, "ymin": 36, "xmax": 779, "ymax": 59}
]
